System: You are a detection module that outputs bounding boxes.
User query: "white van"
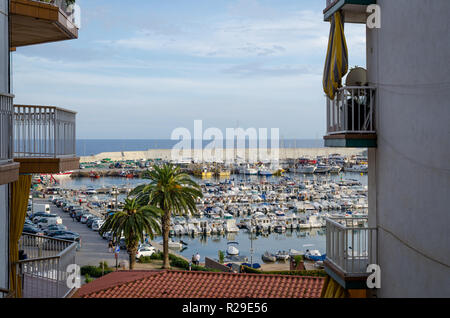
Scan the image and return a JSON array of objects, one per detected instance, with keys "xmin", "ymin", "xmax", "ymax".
[{"xmin": 34, "ymin": 203, "xmax": 51, "ymax": 214}]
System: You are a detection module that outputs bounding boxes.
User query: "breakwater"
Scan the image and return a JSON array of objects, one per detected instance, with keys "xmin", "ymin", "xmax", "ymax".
[{"xmin": 80, "ymin": 148, "xmax": 366, "ymax": 163}]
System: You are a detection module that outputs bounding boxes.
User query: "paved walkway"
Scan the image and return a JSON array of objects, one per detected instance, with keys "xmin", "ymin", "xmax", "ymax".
[{"xmin": 35, "ymin": 198, "xmax": 188, "ymax": 268}]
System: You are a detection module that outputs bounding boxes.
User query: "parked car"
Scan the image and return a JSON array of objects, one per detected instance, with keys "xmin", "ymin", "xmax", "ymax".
[
  {"xmin": 136, "ymin": 246, "xmax": 156, "ymax": 259},
  {"xmin": 87, "ymin": 217, "xmax": 101, "ymax": 228},
  {"xmin": 46, "ymin": 230, "xmax": 80, "ymax": 238},
  {"xmin": 75, "ymin": 210, "xmax": 89, "ymax": 222},
  {"xmin": 80, "ymin": 214, "xmax": 95, "ymax": 224},
  {"xmin": 102, "ymin": 231, "xmax": 112, "ymax": 240},
  {"xmin": 92, "ymin": 220, "xmax": 104, "ymax": 231},
  {"xmin": 44, "ymin": 224, "xmax": 68, "ymax": 234},
  {"xmin": 32, "ymin": 213, "xmax": 59, "ymax": 223},
  {"xmin": 36, "ymin": 217, "xmax": 63, "ymax": 229},
  {"xmin": 23, "ymin": 224, "xmax": 44, "ymax": 236}
]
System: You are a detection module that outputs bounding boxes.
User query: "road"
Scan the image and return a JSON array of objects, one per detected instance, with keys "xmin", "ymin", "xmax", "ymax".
[{"xmin": 35, "ymin": 198, "xmax": 129, "ymax": 268}]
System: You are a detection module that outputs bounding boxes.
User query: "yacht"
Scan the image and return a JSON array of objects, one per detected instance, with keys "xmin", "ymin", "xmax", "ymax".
[
  {"xmin": 344, "ymin": 164, "xmax": 368, "ymax": 173},
  {"xmin": 315, "ymin": 164, "xmax": 332, "ymax": 173},
  {"xmin": 296, "ymin": 165, "xmax": 316, "ymax": 174}
]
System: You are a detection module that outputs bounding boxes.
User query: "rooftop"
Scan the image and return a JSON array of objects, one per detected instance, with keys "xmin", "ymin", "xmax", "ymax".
[{"xmin": 74, "ymin": 270, "xmax": 325, "ymax": 298}]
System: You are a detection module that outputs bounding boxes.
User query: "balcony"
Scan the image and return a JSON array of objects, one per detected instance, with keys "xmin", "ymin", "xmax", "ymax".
[
  {"xmin": 324, "ymin": 0, "xmax": 376, "ymax": 23},
  {"xmin": 10, "ymin": 0, "xmax": 79, "ymax": 48},
  {"xmin": 324, "ymin": 217, "xmax": 377, "ymax": 289},
  {"xmin": 15, "ymin": 234, "xmax": 77, "ymax": 298},
  {"xmin": 13, "ymin": 105, "xmax": 79, "ymax": 174},
  {"xmin": 0, "ymin": 93, "xmax": 19, "ymax": 185},
  {"xmin": 324, "ymin": 86, "xmax": 377, "ymax": 148}
]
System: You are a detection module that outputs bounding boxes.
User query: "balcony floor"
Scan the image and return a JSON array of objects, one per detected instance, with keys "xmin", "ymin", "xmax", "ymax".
[
  {"xmin": 10, "ymin": 0, "xmax": 78, "ymax": 48},
  {"xmin": 14, "ymin": 157, "xmax": 80, "ymax": 174},
  {"xmin": 324, "ymin": 133, "xmax": 377, "ymax": 148},
  {"xmin": 324, "ymin": 259, "xmax": 370, "ymax": 289},
  {"xmin": 0, "ymin": 161, "xmax": 20, "ymax": 185}
]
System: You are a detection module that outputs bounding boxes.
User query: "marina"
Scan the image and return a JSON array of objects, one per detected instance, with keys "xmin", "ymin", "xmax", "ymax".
[{"xmin": 32, "ymin": 153, "xmax": 368, "ymax": 266}]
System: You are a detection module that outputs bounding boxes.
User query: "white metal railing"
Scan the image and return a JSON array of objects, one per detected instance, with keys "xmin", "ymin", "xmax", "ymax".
[
  {"xmin": 36, "ymin": 0, "xmax": 77, "ymax": 24},
  {"xmin": 14, "ymin": 105, "xmax": 76, "ymax": 159},
  {"xmin": 0, "ymin": 93, "xmax": 14, "ymax": 163},
  {"xmin": 16, "ymin": 234, "xmax": 77, "ymax": 298},
  {"xmin": 325, "ymin": 217, "xmax": 377, "ymax": 275},
  {"xmin": 326, "ymin": 86, "xmax": 376, "ymax": 135}
]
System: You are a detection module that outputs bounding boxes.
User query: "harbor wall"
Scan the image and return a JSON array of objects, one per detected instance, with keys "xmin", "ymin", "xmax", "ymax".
[{"xmin": 80, "ymin": 148, "xmax": 365, "ymax": 163}]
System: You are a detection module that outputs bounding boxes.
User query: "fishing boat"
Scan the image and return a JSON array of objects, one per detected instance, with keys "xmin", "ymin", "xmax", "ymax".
[
  {"xmin": 261, "ymin": 251, "xmax": 277, "ymax": 262},
  {"xmin": 88, "ymin": 171, "xmax": 100, "ymax": 179},
  {"xmin": 226, "ymin": 242, "xmax": 240, "ymax": 256}
]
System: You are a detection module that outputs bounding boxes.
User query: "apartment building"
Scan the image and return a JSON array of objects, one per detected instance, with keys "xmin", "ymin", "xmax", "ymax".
[
  {"xmin": 322, "ymin": 0, "xmax": 450, "ymax": 297},
  {"xmin": 0, "ymin": 0, "xmax": 79, "ymax": 298}
]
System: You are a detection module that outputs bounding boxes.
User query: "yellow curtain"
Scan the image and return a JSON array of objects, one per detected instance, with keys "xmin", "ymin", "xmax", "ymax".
[
  {"xmin": 9, "ymin": 175, "xmax": 32, "ymax": 298},
  {"xmin": 321, "ymin": 275, "xmax": 348, "ymax": 298},
  {"xmin": 323, "ymin": 11, "xmax": 349, "ymax": 100}
]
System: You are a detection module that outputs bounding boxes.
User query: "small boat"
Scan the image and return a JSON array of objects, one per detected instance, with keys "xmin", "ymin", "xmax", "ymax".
[
  {"xmin": 276, "ymin": 251, "xmax": 290, "ymax": 261},
  {"xmin": 304, "ymin": 249, "xmax": 327, "ymax": 262},
  {"xmin": 288, "ymin": 249, "xmax": 303, "ymax": 257},
  {"xmin": 226, "ymin": 242, "xmax": 239, "ymax": 256},
  {"xmin": 241, "ymin": 263, "xmax": 261, "ymax": 269},
  {"xmin": 261, "ymin": 251, "xmax": 276, "ymax": 262}
]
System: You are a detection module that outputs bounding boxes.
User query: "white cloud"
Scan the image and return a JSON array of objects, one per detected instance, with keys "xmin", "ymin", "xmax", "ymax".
[{"xmin": 101, "ymin": 10, "xmax": 366, "ymax": 60}]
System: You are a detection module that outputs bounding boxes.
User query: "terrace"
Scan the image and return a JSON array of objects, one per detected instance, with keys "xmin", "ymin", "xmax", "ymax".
[
  {"xmin": 15, "ymin": 233, "xmax": 77, "ymax": 298},
  {"xmin": 13, "ymin": 105, "xmax": 79, "ymax": 174},
  {"xmin": 324, "ymin": 217, "xmax": 377, "ymax": 289}
]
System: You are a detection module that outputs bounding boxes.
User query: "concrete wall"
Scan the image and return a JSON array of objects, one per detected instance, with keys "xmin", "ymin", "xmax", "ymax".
[
  {"xmin": 367, "ymin": 0, "xmax": 450, "ymax": 297},
  {"xmin": 0, "ymin": 0, "xmax": 8, "ymax": 297},
  {"xmin": 0, "ymin": 0, "xmax": 8, "ymax": 93},
  {"xmin": 80, "ymin": 148, "xmax": 365, "ymax": 163}
]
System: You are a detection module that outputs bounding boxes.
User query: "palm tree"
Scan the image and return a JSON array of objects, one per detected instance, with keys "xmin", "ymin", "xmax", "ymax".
[
  {"xmin": 131, "ymin": 163, "xmax": 203, "ymax": 269},
  {"xmin": 100, "ymin": 197, "xmax": 162, "ymax": 270}
]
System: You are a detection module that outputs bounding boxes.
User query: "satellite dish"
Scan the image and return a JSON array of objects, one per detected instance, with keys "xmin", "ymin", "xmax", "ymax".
[{"xmin": 345, "ymin": 67, "xmax": 368, "ymax": 86}]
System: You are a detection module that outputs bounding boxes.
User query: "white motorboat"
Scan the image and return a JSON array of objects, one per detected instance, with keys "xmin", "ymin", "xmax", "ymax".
[
  {"xmin": 226, "ymin": 242, "xmax": 240, "ymax": 256},
  {"xmin": 344, "ymin": 164, "xmax": 368, "ymax": 173},
  {"xmin": 315, "ymin": 164, "xmax": 332, "ymax": 173},
  {"xmin": 261, "ymin": 251, "xmax": 276, "ymax": 262},
  {"xmin": 296, "ymin": 165, "xmax": 316, "ymax": 174},
  {"xmin": 275, "ymin": 251, "xmax": 290, "ymax": 261}
]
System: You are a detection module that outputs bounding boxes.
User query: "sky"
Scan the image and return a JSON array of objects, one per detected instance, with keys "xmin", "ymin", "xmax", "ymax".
[{"xmin": 11, "ymin": 0, "xmax": 366, "ymax": 139}]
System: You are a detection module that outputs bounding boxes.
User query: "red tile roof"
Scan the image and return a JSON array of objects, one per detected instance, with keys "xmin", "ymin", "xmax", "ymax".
[{"xmin": 75, "ymin": 270, "xmax": 325, "ymax": 298}]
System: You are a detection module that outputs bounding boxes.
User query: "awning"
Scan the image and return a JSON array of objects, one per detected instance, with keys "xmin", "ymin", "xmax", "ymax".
[{"xmin": 323, "ymin": 11, "xmax": 348, "ymax": 100}]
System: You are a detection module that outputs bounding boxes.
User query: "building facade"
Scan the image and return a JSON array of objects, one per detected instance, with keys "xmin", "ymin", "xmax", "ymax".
[
  {"xmin": 0, "ymin": 0, "xmax": 80, "ymax": 298},
  {"xmin": 323, "ymin": 0, "xmax": 450, "ymax": 297}
]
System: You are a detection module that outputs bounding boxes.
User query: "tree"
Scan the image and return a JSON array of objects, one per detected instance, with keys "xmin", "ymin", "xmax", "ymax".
[
  {"xmin": 131, "ymin": 163, "xmax": 203, "ymax": 269},
  {"xmin": 100, "ymin": 197, "xmax": 162, "ymax": 270}
]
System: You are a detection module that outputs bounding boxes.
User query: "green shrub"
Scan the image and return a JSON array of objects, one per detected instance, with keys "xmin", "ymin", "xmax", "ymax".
[
  {"xmin": 81, "ymin": 265, "xmax": 113, "ymax": 278},
  {"xmin": 84, "ymin": 274, "xmax": 94, "ymax": 284},
  {"xmin": 240, "ymin": 266, "xmax": 327, "ymax": 277},
  {"xmin": 218, "ymin": 250, "xmax": 224, "ymax": 264}
]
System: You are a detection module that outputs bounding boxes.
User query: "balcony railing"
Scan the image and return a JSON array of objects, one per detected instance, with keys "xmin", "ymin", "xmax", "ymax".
[
  {"xmin": 325, "ymin": 217, "xmax": 377, "ymax": 275},
  {"xmin": 36, "ymin": 0, "xmax": 77, "ymax": 25},
  {"xmin": 326, "ymin": 86, "xmax": 376, "ymax": 135},
  {"xmin": 0, "ymin": 93, "xmax": 14, "ymax": 163},
  {"xmin": 16, "ymin": 234, "xmax": 77, "ymax": 298},
  {"xmin": 14, "ymin": 106, "xmax": 76, "ymax": 159}
]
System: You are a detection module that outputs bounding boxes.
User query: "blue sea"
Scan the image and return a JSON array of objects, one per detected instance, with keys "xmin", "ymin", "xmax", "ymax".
[{"xmin": 76, "ymin": 139, "xmax": 324, "ymax": 157}]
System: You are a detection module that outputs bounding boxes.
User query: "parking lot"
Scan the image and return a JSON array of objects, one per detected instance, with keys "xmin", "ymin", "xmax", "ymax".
[{"xmin": 34, "ymin": 198, "xmax": 129, "ymax": 268}]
